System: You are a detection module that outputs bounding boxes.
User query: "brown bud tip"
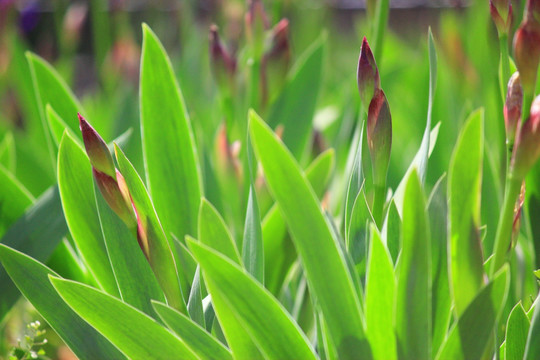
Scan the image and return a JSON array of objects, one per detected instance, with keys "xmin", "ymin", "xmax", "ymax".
[
  {"xmin": 266, "ymin": 18, "xmax": 290, "ymax": 60},
  {"xmin": 513, "ymin": 15, "xmax": 540, "ymax": 95},
  {"xmin": 490, "ymin": 0, "xmax": 512, "ymax": 34},
  {"xmin": 78, "ymin": 113, "xmax": 116, "ymax": 179},
  {"xmin": 357, "ymin": 37, "xmax": 380, "ymax": 112},
  {"xmin": 367, "ymin": 89, "xmax": 392, "ymax": 186},
  {"xmin": 511, "ymin": 95, "xmax": 540, "ymax": 179},
  {"xmin": 504, "ymin": 72, "xmax": 523, "ymax": 145}
]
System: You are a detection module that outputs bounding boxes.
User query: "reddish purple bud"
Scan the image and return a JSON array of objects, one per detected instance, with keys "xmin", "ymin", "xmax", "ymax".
[
  {"xmin": 245, "ymin": 0, "xmax": 269, "ymax": 57},
  {"xmin": 510, "ymin": 95, "xmax": 540, "ymax": 179},
  {"xmin": 357, "ymin": 37, "xmax": 380, "ymax": 112},
  {"xmin": 367, "ymin": 89, "xmax": 392, "ymax": 186},
  {"xmin": 513, "ymin": 14, "xmax": 540, "ymax": 96},
  {"xmin": 504, "ymin": 72, "xmax": 523, "ymax": 145},
  {"xmin": 266, "ymin": 19, "xmax": 290, "ymax": 60},
  {"xmin": 262, "ymin": 18, "xmax": 291, "ymax": 105},
  {"xmin": 79, "ymin": 113, "xmax": 116, "ymax": 179},
  {"xmin": 527, "ymin": 0, "xmax": 540, "ymax": 22},
  {"xmin": 490, "ymin": 0, "xmax": 512, "ymax": 34},
  {"xmin": 209, "ymin": 25, "xmax": 237, "ymax": 92},
  {"xmin": 93, "ymin": 168, "xmax": 137, "ymax": 230}
]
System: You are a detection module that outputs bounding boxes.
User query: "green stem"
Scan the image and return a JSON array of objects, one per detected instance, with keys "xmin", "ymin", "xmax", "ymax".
[
  {"xmin": 372, "ymin": 0, "xmax": 390, "ymax": 64},
  {"xmin": 372, "ymin": 183, "xmax": 385, "ymax": 228},
  {"xmin": 490, "ymin": 175, "xmax": 522, "ymax": 277},
  {"xmin": 498, "ymin": 33, "xmax": 511, "ymax": 101},
  {"xmin": 522, "ymin": 92, "xmax": 534, "ymax": 123}
]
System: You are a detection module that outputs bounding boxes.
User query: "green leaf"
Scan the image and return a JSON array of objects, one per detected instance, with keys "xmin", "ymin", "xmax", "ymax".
[
  {"xmin": 393, "ymin": 122, "xmax": 440, "ymax": 215},
  {"xmin": 95, "ymin": 181, "xmax": 165, "ymax": 316},
  {"xmin": 242, "ymin": 185, "xmax": 264, "ymax": 283},
  {"xmin": 417, "ymin": 28, "xmax": 437, "ymax": 184},
  {"xmin": 26, "ymin": 52, "xmax": 82, "ymax": 132},
  {"xmin": 114, "ymin": 144, "xmax": 186, "ymax": 313},
  {"xmin": 187, "ymin": 239, "xmax": 317, "ymax": 360},
  {"xmin": 0, "ymin": 132, "xmax": 16, "ymax": 173},
  {"xmin": 0, "ymin": 186, "xmax": 67, "ymax": 320},
  {"xmin": 0, "ymin": 245, "xmax": 124, "ymax": 359},
  {"xmin": 249, "ymin": 110, "xmax": 369, "ymax": 358},
  {"xmin": 505, "ymin": 302, "xmax": 530, "ymax": 360},
  {"xmin": 396, "ymin": 169, "xmax": 431, "ymax": 360},
  {"xmin": 436, "ymin": 266, "xmax": 510, "ymax": 360},
  {"xmin": 196, "ymin": 201, "xmax": 262, "ymax": 358},
  {"xmin": 524, "ymin": 294, "xmax": 540, "ymax": 359},
  {"xmin": 263, "ymin": 149, "xmax": 335, "ymax": 294},
  {"xmin": 198, "ymin": 198, "xmax": 241, "ymax": 264},
  {"xmin": 365, "ymin": 225, "xmax": 396, "ymax": 360},
  {"xmin": 50, "ymin": 277, "xmax": 197, "ymax": 360},
  {"xmin": 427, "ymin": 175, "xmax": 452, "ymax": 357},
  {"xmin": 344, "ymin": 124, "xmax": 365, "ymax": 242},
  {"xmin": 0, "ymin": 165, "xmax": 33, "ymax": 236},
  {"xmin": 46, "ymin": 104, "xmax": 73, "ymax": 146},
  {"xmin": 140, "ymin": 24, "xmax": 202, "ymax": 242},
  {"xmin": 347, "ymin": 186, "xmax": 373, "ymax": 275},
  {"xmin": 186, "ymin": 266, "xmax": 205, "ymax": 328},
  {"xmin": 382, "ymin": 200, "xmax": 400, "ymax": 264},
  {"xmin": 267, "ymin": 34, "xmax": 326, "ymax": 160},
  {"xmin": 448, "ymin": 109, "xmax": 485, "ymax": 315},
  {"xmin": 58, "ymin": 132, "xmax": 118, "ymax": 295},
  {"xmin": 152, "ymin": 301, "xmax": 233, "ymax": 360}
]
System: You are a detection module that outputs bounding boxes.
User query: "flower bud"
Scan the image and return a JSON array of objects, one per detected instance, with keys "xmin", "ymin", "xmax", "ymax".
[
  {"xmin": 262, "ymin": 18, "xmax": 291, "ymax": 104},
  {"xmin": 357, "ymin": 37, "xmax": 380, "ymax": 112},
  {"xmin": 510, "ymin": 95, "xmax": 540, "ymax": 179},
  {"xmin": 79, "ymin": 113, "xmax": 116, "ymax": 179},
  {"xmin": 504, "ymin": 72, "xmax": 523, "ymax": 145},
  {"xmin": 513, "ymin": 13, "xmax": 540, "ymax": 96},
  {"xmin": 490, "ymin": 0, "xmax": 512, "ymax": 34},
  {"xmin": 93, "ymin": 168, "xmax": 137, "ymax": 231},
  {"xmin": 245, "ymin": 0, "xmax": 269, "ymax": 58},
  {"xmin": 527, "ymin": 0, "xmax": 540, "ymax": 23},
  {"xmin": 209, "ymin": 25, "xmax": 237, "ymax": 93},
  {"xmin": 367, "ymin": 89, "xmax": 392, "ymax": 186}
]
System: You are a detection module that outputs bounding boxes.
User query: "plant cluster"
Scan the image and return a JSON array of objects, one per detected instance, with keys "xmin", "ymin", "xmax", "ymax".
[{"xmin": 1, "ymin": 0, "xmax": 540, "ymax": 359}]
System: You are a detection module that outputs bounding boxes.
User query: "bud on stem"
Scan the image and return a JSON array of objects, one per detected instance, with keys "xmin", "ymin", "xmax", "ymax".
[
  {"xmin": 504, "ymin": 72, "xmax": 523, "ymax": 147},
  {"xmin": 510, "ymin": 95, "xmax": 540, "ymax": 180},
  {"xmin": 490, "ymin": 0, "xmax": 512, "ymax": 35},
  {"xmin": 209, "ymin": 25, "xmax": 237, "ymax": 95},
  {"xmin": 367, "ymin": 89, "xmax": 392, "ymax": 188},
  {"xmin": 79, "ymin": 113, "xmax": 116, "ymax": 179},
  {"xmin": 245, "ymin": 0, "xmax": 269, "ymax": 59},
  {"xmin": 357, "ymin": 37, "xmax": 381, "ymax": 112},
  {"xmin": 513, "ymin": 10, "xmax": 540, "ymax": 97}
]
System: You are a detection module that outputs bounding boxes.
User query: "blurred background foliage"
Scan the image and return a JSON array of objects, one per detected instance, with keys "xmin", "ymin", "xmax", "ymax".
[{"xmin": 0, "ymin": 0, "xmax": 536, "ymax": 358}]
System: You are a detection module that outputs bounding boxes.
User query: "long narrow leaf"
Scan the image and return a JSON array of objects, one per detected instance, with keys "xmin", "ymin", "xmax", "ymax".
[
  {"xmin": 448, "ymin": 109, "xmax": 485, "ymax": 315},
  {"xmin": 249, "ymin": 110, "xmax": 369, "ymax": 358},
  {"xmin": 188, "ymin": 239, "xmax": 317, "ymax": 360},
  {"xmin": 114, "ymin": 144, "xmax": 185, "ymax": 313},
  {"xmin": 140, "ymin": 24, "xmax": 202, "ymax": 241},
  {"xmin": 436, "ymin": 266, "xmax": 509, "ymax": 360},
  {"xmin": 50, "ymin": 277, "xmax": 197, "ymax": 360},
  {"xmin": 152, "ymin": 301, "xmax": 233, "ymax": 360},
  {"xmin": 396, "ymin": 169, "xmax": 431, "ymax": 360},
  {"xmin": 58, "ymin": 132, "xmax": 118, "ymax": 295},
  {"xmin": 0, "ymin": 245, "xmax": 124, "ymax": 359}
]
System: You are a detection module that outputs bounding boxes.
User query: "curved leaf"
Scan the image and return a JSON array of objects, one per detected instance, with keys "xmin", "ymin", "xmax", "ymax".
[
  {"xmin": 249, "ymin": 110, "xmax": 369, "ymax": 358},
  {"xmin": 188, "ymin": 239, "xmax": 317, "ymax": 360},
  {"xmin": 140, "ymin": 24, "xmax": 202, "ymax": 241},
  {"xmin": 0, "ymin": 245, "xmax": 124, "ymax": 359},
  {"xmin": 50, "ymin": 277, "xmax": 197, "ymax": 360}
]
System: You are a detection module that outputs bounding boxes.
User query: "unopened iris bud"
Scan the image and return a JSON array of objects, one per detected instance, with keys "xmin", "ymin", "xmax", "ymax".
[
  {"xmin": 79, "ymin": 113, "xmax": 116, "ymax": 179},
  {"xmin": 93, "ymin": 168, "xmax": 137, "ymax": 230},
  {"xmin": 265, "ymin": 19, "xmax": 290, "ymax": 61},
  {"xmin": 510, "ymin": 95, "xmax": 540, "ymax": 179},
  {"xmin": 504, "ymin": 72, "xmax": 523, "ymax": 146},
  {"xmin": 490, "ymin": 0, "xmax": 512, "ymax": 34},
  {"xmin": 367, "ymin": 89, "xmax": 392, "ymax": 186},
  {"xmin": 263, "ymin": 18, "xmax": 291, "ymax": 104},
  {"xmin": 245, "ymin": 0, "xmax": 269, "ymax": 58},
  {"xmin": 513, "ymin": 12, "xmax": 540, "ymax": 96},
  {"xmin": 527, "ymin": 0, "xmax": 540, "ymax": 23},
  {"xmin": 357, "ymin": 37, "xmax": 380, "ymax": 112},
  {"xmin": 209, "ymin": 25, "xmax": 237, "ymax": 92}
]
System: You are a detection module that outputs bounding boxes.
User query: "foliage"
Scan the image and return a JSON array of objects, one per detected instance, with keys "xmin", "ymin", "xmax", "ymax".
[{"xmin": 1, "ymin": 0, "xmax": 540, "ymax": 359}]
